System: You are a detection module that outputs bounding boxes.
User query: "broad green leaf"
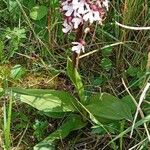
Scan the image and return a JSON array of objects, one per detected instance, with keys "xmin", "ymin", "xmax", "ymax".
[
  {"xmin": 102, "ymin": 47, "xmax": 112, "ymax": 56},
  {"xmin": 34, "ymin": 114, "xmax": 86, "ymax": 150},
  {"xmin": 10, "ymin": 64, "xmax": 26, "ymax": 80},
  {"xmin": 13, "ymin": 28, "xmax": 26, "ymax": 39},
  {"xmin": 121, "ymin": 95, "xmax": 136, "ymax": 113},
  {"xmin": 91, "ymin": 122, "xmax": 120, "ymax": 135},
  {"xmin": 86, "ymin": 93, "xmax": 132, "ymax": 122},
  {"xmin": 100, "ymin": 58, "xmax": 112, "ymax": 71},
  {"xmin": 126, "ymin": 66, "xmax": 139, "ymax": 77},
  {"xmin": 92, "ymin": 76, "xmax": 103, "ymax": 86},
  {"xmin": 30, "ymin": 6, "xmax": 48, "ymax": 20},
  {"xmin": 67, "ymin": 57, "xmax": 85, "ymax": 102},
  {"xmin": 12, "ymin": 88, "xmax": 77, "ymax": 113},
  {"xmin": 8, "ymin": 1, "xmax": 18, "ymax": 12}
]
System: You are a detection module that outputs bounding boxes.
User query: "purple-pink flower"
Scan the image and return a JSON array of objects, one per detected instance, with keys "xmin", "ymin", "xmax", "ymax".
[
  {"xmin": 72, "ymin": 39, "xmax": 85, "ymax": 54},
  {"xmin": 61, "ymin": 0, "xmax": 109, "ymax": 54}
]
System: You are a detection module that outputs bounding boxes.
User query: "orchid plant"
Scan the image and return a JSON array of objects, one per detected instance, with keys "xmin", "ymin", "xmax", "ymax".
[
  {"xmin": 61, "ymin": 0, "xmax": 109, "ymax": 67},
  {"xmin": 8, "ymin": 1, "xmax": 135, "ymax": 149}
]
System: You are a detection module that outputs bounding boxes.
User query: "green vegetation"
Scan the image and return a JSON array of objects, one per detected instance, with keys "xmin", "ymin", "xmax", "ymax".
[{"xmin": 0, "ymin": 0, "xmax": 150, "ymax": 149}]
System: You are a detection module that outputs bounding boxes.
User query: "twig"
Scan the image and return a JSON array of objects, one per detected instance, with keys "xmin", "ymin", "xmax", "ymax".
[
  {"xmin": 79, "ymin": 42, "xmax": 123, "ymax": 59},
  {"xmin": 128, "ymin": 138, "xmax": 147, "ymax": 150},
  {"xmin": 15, "ymin": 124, "xmax": 29, "ymax": 150},
  {"xmin": 115, "ymin": 21, "xmax": 150, "ymax": 30},
  {"xmin": 130, "ymin": 82, "xmax": 150, "ymax": 139},
  {"xmin": 122, "ymin": 79, "xmax": 150, "ymax": 142}
]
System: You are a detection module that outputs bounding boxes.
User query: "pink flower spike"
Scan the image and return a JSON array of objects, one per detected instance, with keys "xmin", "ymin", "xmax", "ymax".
[{"xmin": 61, "ymin": 0, "xmax": 109, "ymax": 54}]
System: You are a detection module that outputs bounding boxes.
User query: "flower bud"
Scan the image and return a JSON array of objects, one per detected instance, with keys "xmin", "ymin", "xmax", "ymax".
[{"xmin": 84, "ymin": 27, "xmax": 90, "ymax": 34}]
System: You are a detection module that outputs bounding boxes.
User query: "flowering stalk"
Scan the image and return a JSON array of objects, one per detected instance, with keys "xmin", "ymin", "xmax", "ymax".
[
  {"xmin": 72, "ymin": 24, "xmax": 83, "ymax": 68},
  {"xmin": 61, "ymin": 0, "xmax": 109, "ymax": 69}
]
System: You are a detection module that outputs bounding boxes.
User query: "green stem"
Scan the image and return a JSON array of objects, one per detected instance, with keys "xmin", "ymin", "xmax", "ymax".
[
  {"xmin": 119, "ymin": 120, "xmax": 125, "ymax": 150},
  {"xmin": 4, "ymin": 92, "xmax": 13, "ymax": 150}
]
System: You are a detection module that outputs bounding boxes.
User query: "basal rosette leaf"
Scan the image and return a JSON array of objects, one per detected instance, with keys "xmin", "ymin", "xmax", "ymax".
[
  {"xmin": 86, "ymin": 93, "xmax": 133, "ymax": 122},
  {"xmin": 34, "ymin": 114, "xmax": 86, "ymax": 150},
  {"xmin": 12, "ymin": 88, "xmax": 78, "ymax": 113}
]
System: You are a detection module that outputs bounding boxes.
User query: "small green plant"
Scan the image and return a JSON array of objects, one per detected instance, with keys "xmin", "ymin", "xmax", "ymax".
[
  {"xmin": 1, "ymin": 27, "xmax": 26, "ymax": 62},
  {"xmin": 3, "ymin": 93, "xmax": 13, "ymax": 150},
  {"xmin": 33, "ymin": 119, "xmax": 49, "ymax": 141}
]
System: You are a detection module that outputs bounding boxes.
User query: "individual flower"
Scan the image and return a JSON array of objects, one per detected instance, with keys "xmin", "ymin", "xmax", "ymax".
[
  {"xmin": 72, "ymin": 17, "xmax": 83, "ymax": 29},
  {"xmin": 62, "ymin": 19, "xmax": 73, "ymax": 33},
  {"xmin": 61, "ymin": 0, "xmax": 69, "ymax": 6},
  {"xmin": 63, "ymin": 3, "xmax": 74, "ymax": 16},
  {"xmin": 83, "ymin": 9, "xmax": 101, "ymax": 24},
  {"xmin": 72, "ymin": 40, "xmax": 85, "ymax": 54},
  {"xmin": 103, "ymin": 0, "xmax": 109, "ymax": 11},
  {"xmin": 72, "ymin": 0, "xmax": 90, "ymax": 16}
]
